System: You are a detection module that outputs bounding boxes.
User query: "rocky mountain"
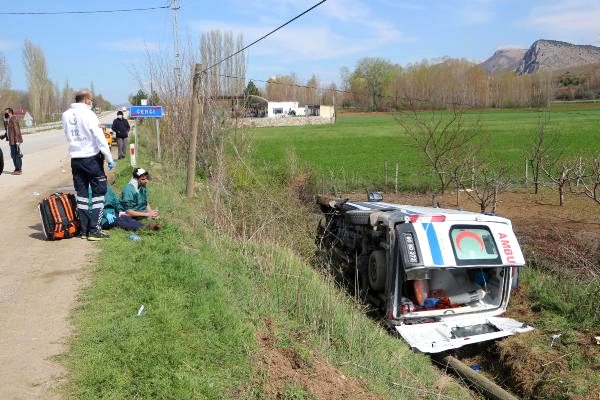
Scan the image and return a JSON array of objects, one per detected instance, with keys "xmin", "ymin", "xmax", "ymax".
[
  {"xmin": 481, "ymin": 48, "xmax": 527, "ymax": 73},
  {"xmin": 515, "ymin": 39, "xmax": 600, "ymax": 74}
]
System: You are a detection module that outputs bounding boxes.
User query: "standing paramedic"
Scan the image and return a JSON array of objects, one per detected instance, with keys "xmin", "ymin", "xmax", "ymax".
[
  {"xmin": 61, "ymin": 89, "xmax": 116, "ymax": 241},
  {"xmin": 112, "ymin": 110, "xmax": 130, "ymax": 159}
]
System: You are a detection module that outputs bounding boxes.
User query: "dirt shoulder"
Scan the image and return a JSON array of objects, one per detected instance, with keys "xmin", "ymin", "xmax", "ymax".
[{"xmin": 0, "ymin": 131, "xmax": 97, "ymax": 399}]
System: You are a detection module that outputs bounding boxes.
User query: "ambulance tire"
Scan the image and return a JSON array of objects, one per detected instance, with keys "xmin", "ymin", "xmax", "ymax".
[
  {"xmin": 345, "ymin": 210, "xmax": 371, "ymax": 225},
  {"xmin": 368, "ymin": 250, "xmax": 386, "ymax": 292}
]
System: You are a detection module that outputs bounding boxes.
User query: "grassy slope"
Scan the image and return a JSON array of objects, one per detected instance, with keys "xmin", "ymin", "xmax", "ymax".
[
  {"xmin": 498, "ymin": 268, "xmax": 600, "ymax": 398},
  {"xmin": 250, "ymin": 108, "xmax": 600, "ymax": 190},
  {"xmin": 63, "ymin": 165, "xmax": 470, "ymax": 399}
]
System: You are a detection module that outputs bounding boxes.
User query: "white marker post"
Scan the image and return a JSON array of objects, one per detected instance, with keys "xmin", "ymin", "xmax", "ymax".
[
  {"xmin": 133, "ymin": 119, "xmax": 138, "ymax": 165},
  {"xmin": 130, "ymin": 143, "xmax": 136, "ymax": 167},
  {"xmin": 155, "ymin": 119, "xmax": 161, "ymax": 160}
]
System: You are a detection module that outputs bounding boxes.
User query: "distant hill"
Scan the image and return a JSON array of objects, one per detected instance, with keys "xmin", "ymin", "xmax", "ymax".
[
  {"xmin": 515, "ymin": 39, "xmax": 600, "ymax": 74},
  {"xmin": 481, "ymin": 48, "xmax": 527, "ymax": 73}
]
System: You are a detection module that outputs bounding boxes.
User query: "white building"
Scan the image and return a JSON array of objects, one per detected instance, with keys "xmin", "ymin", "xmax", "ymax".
[{"xmin": 267, "ymin": 101, "xmax": 306, "ymax": 118}]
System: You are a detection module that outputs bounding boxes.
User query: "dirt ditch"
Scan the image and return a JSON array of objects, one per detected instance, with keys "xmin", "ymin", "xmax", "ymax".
[{"xmin": 254, "ymin": 318, "xmax": 383, "ymax": 400}]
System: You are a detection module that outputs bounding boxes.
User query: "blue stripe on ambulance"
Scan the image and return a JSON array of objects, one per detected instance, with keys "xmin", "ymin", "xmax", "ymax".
[{"xmin": 422, "ymin": 223, "xmax": 444, "ymax": 265}]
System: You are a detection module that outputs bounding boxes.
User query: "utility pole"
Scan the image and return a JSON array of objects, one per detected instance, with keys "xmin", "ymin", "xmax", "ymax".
[
  {"xmin": 186, "ymin": 64, "xmax": 202, "ymax": 197},
  {"xmin": 172, "ymin": 0, "xmax": 181, "ymax": 96}
]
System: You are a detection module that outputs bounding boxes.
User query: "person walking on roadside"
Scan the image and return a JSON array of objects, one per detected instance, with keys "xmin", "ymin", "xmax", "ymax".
[
  {"xmin": 5, "ymin": 108, "xmax": 23, "ymax": 175},
  {"xmin": 61, "ymin": 89, "xmax": 116, "ymax": 241},
  {"xmin": 112, "ymin": 110, "xmax": 130, "ymax": 159}
]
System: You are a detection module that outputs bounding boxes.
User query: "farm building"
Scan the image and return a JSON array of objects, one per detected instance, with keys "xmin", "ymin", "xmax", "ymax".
[{"xmin": 267, "ymin": 101, "xmax": 306, "ymax": 118}]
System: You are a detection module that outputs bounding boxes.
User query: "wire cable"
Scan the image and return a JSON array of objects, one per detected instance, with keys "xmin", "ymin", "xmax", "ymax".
[
  {"xmin": 202, "ymin": 0, "xmax": 327, "ymax": 74},
  {"xmin": 0, "ymin": 4, "xmax": 170, "ymax": 15}
]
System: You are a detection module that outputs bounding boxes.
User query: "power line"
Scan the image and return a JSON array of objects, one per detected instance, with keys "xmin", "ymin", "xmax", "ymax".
[
  {"xmin": 0, "ymin": 4, "xmax": 170, "ymax": 15},
  {"xmin": 202, "ymin": 0, "xmax": 328, "ymax": 74}
]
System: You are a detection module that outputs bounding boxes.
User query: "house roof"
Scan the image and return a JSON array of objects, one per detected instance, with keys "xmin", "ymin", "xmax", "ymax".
[{"xmin": 13, "ymin": 108, "xmax": 29, "ymax": 116}]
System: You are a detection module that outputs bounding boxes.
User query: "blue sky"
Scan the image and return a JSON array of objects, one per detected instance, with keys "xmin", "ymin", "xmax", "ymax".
[{"xmin": 2, "ymin": 0, "xmax": 599, "ymax": 104}]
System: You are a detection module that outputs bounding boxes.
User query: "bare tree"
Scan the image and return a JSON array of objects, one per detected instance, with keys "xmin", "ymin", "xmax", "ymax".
[
  {"xmin": 542, "ymin": 160, "xmax": 574, "ymax": 206},
  {"xmin": 396, "ymin": 100, "xmax": 483, "ymax": 197},
  {"xmin": 0, "ymin": 52, "xmax": 12, "ymax": 106},
  {"xmin": 265, "ymin": 73, "xmax": 300, "ymax": 101},
  {"xmin": 61, "ymin": 80, "xmax": 74, "ymax": 111},
  {"xmin": 23, "ymin": 39, "xmax": 54, "ymax": 123},
  {"xmin": 572, "ymin": 156, "xmax": 600, "ymax": 205},
  {"xmin": 525, "ymin": 112, "xmax": 560, "ymax": 194},
  {"xmin": 452, "ymin": 158, "xmax": 512, "ymax": 213}
]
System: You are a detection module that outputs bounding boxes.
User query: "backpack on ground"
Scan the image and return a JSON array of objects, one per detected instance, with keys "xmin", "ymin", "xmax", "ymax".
[{"xmin": 38, "ymin": 193, "xmax": 80, "ymax": 240}]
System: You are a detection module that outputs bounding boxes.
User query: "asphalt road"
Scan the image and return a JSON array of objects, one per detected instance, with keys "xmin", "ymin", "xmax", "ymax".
[{"xmin": 0, "ymin": 112, "xmax": 116, "ymax": 399}]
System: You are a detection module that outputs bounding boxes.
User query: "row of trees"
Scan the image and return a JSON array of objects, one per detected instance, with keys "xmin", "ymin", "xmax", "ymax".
[
  {"xmin": 0, "ymin": 40, "xmax": 112, "ymax": 124},
  {"xmin": 342, "ymin": 57, "xmax": 552, "ymax": 111},
  {"xmin": 241, "ymin": 57, "xmax": 600, "ymax": 112}
]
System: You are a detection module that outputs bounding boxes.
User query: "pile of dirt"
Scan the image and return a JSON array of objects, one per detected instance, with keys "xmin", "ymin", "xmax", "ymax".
[{"xmin": 254, "ymin": 319, "xmax": 382, "ymax": 400}]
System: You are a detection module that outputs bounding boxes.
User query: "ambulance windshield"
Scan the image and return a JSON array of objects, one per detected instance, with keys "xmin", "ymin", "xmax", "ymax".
[{"xmin": 450, "ymin": 226, "xmax": 501, "ymax": 265}]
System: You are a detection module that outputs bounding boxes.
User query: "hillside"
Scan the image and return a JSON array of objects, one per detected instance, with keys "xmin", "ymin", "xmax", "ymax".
[
  {"xmin": 481, "ymin": 48, "xmax": 527, "ymax": 73},
  {"xmin": 516, "ymin": 39, "xmax": 600, "ymax": 74}
]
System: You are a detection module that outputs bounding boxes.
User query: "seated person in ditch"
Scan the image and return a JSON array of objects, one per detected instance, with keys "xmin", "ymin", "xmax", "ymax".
[
  {"xmin": 101, "ymin": 186, "xmax": 143, "ymax": 230},
  {"xmin": 88, "ymin": 185, "xmax": 143, "ymax": 231},
  {"xmin": 120, "ymin": 167, "xmax": 160, "ymax": 220}
]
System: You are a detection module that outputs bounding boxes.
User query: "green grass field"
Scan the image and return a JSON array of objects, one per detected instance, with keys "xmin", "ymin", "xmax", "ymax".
[
  {"xmin": 63, "ymin": 161, "xmax": 470, "ymax": 399},
  {"xmin": 250, "ymin": 107, "xmax": 600, "ymax": 191}
]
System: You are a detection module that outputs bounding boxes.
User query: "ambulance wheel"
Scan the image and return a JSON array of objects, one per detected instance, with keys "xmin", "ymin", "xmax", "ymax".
[
  {"xmin": 345, "ymin": 210, "xmax": 371, "ymax": 225},
  {"xmin": 368, "ymin": 250, "xmax": 386, "ymax": 292}
]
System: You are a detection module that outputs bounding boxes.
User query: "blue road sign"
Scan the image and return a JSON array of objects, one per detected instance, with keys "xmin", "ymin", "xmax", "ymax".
[{"xmin": 129, "ymin": 106, "xmax": 164, "ymax": 118}]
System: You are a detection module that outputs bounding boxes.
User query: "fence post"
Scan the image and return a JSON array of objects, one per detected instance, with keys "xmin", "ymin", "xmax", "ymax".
[
  {"xmin": 525, "ymin": 159, "xmax": 529, "ymax": 185},
  {"xmin": 384, "ymin": 160, "xmax": 388, "ymax": 190},
  {"xmin": 395, "ymin": 163, "xmax": 399, "ymax": 193}
]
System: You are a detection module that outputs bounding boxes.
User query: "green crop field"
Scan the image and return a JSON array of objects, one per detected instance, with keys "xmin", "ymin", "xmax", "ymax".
[{"xmin": 249, "ymin": 107, "xmax": 600, "ymax": 191}]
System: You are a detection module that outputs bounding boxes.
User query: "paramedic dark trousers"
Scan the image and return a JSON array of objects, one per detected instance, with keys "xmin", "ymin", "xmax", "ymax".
[{"xmin": 71, "ymin": 153, "xmax": 107, "ymax": 235}]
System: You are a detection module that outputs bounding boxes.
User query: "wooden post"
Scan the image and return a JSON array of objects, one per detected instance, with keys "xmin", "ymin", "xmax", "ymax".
[
  {"xmin": 395, "ymin": 163, "xmax": 398, "ymax": 193},
  {"xmin": 525, "ymin": 159, "xmax": 529, "ymax": 184},
  {"xmin": 384, "ymin": 160, "xmax": 388, "ymax": 190},
  {"xmin": 186, "ymin": 64, "xmax": 202, "ymax": 198}
]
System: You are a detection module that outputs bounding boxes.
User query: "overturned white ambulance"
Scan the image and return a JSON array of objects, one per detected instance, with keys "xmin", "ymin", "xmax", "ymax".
[{"xmin": 316, "ymin": 195, "xmax": 533, "ymax": 353}]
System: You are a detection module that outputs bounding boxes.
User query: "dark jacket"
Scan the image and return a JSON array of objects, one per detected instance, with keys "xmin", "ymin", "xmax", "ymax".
[
  {"xmin": 112, "ymin": 117, "xmax": 130, "ymax": 139},
  {"xmin": 7, "ymin": 116, "xmax": 22, "ymax": 145}
]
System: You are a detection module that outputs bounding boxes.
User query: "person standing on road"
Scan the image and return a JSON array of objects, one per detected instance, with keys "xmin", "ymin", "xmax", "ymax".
[
  {"xmin": 5, "ymin": 108, "xmax": 23, "ymax": 175},
  {"xmin": 112, "ymin": 110, "xmax": 130, "ymax": 159},
  {"xmin": 61, "ymin": 89, "xmax": 116, "ymax": 241}
]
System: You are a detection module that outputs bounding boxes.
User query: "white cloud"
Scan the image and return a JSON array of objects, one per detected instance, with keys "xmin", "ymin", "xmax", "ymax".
[
  {"xmin": 99, "ymin": 39, "xmax": 160, "ymax": 53},
  {"xmin": 524, "ymin": 0, "xmax": 600, "ymax": 44},
  {"xmin": 188, "ymin": 0, "xmax": 413, "ymax": 63},
  {"xmin": 0, "ymin": 38, "xmax": 17, "ymax": 52}
]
